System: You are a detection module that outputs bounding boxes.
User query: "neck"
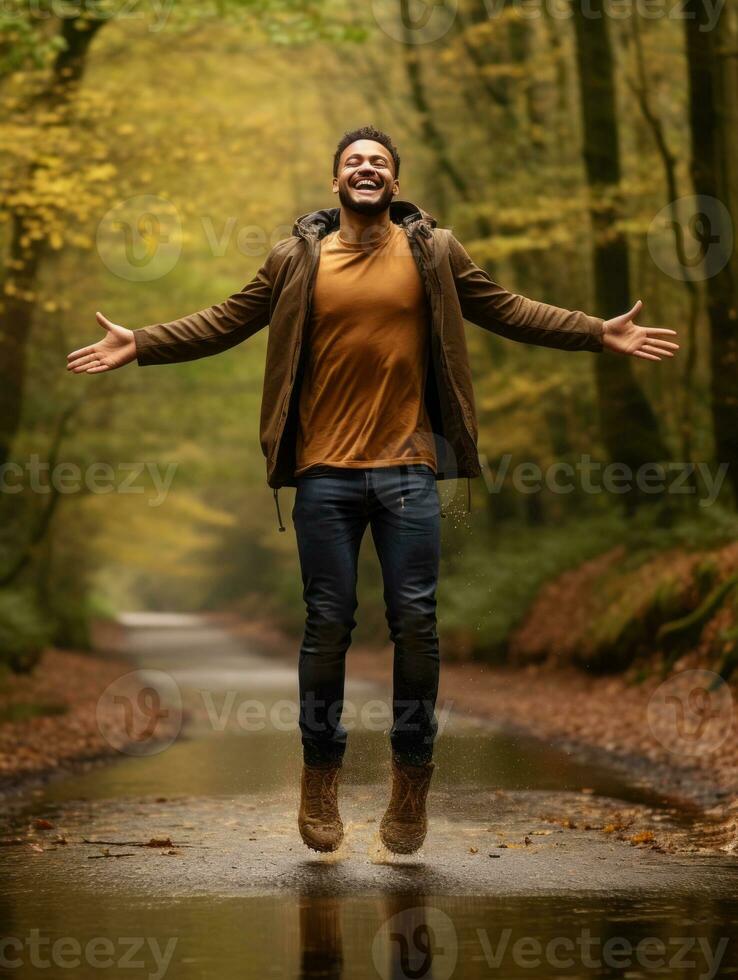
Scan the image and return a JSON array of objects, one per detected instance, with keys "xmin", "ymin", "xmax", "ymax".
[{"xmin": 337, "ymin": 206, "xmax": 392, "ymax": 245}]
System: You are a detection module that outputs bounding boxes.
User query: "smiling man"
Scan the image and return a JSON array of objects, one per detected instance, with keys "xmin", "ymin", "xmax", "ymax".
[{"xmin": 67, "ymin": 125, "xmax": 679, "ymax": 855}]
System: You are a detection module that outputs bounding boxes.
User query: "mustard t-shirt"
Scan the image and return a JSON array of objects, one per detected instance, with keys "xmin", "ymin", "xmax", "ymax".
[{"xmin": 294, "ymin": 221, "xmax": 437, "ymax": 475}]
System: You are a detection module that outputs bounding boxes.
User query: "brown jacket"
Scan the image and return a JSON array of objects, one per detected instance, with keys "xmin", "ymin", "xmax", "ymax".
[{"xmin": 134, "ymin": 200, "xmax": 604, "ymax": 492}]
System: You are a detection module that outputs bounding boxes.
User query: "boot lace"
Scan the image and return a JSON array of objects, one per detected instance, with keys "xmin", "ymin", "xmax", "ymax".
[
  {"xmin": 392, "ymin": 768, "xmax": 429, "ymax": 819},
  {"xmin": 304, "ymin": 767, "xmax": 339, "ymax": 819}
]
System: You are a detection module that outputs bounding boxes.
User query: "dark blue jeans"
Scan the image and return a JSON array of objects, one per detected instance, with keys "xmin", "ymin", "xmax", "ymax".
[{"xmin": 292, "ymin": 464, "xmax": 441, "ymax": 767}]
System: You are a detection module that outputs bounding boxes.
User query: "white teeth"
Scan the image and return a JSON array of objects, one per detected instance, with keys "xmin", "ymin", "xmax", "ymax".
[{"xmin": 355, "ymin": 180, "xmax": 378, "ymax": 189}]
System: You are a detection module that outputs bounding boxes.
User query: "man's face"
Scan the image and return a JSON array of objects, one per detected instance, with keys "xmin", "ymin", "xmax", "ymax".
[{"xmin": 333, "ymin": 139, "xmax": 398, "ymax": 215}]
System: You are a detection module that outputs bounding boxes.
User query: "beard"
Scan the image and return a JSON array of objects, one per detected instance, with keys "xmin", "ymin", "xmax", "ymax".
[{"xmin": 337, "ymin": 181, "xmax": 395, "ymax": 216}]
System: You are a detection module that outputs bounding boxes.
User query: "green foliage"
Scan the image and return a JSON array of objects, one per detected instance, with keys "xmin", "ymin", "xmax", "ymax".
[
  {"xmin": 0, "ymin": 589, "xmax": 52, "ymax": 673},
  {"xmin": 0, "ymin": 700, "xmax": 67, "ymax": 723},
  {"xmin": 438, "ymin": 512, "xmax": 628, "ymax": 660},
  {"xmin": 657, "ymin": 572, "xmax": 738, "ymax": 675},
  {"xmin": 2, "ymin": 0, "xmax": 732, "ymax": 681}
]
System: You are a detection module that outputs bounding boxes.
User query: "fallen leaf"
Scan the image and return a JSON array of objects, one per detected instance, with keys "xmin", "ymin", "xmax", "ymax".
[{"xmin": 630, "ymin": 831, "xmax": 656, "ymax": 846}]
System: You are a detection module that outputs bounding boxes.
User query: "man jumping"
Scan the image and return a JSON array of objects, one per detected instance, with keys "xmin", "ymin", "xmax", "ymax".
[{"xmin": 67, "ymin": 125, "xmax": 678, "ymax": 855}]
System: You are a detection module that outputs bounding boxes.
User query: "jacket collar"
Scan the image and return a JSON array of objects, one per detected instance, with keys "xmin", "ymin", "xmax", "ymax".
[{"xmin": 292, "ymin": 199, "xmax": 437, "ymax": 241}]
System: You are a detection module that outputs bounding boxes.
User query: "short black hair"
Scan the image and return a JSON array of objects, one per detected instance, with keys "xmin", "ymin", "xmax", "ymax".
[{"xmin": 333, "ymin": 126, "xmax": 401, "ymax": 178}]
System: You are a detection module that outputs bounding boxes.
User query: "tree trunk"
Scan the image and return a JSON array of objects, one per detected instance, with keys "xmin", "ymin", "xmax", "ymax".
[
  {"xmin": 572, "ymin": 0, "xmax": 671, "ymax": 511},
  {"xmin": 684, "ymin": 0, "xmax": 738, "ymax": 504},
  {"xmin": 0, "ymin": 16, "xmax": 104, "ymax": 467}
]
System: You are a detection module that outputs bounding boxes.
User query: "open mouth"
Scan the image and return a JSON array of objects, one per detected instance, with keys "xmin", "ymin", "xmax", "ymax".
[{"xmin": 352, "ymin": 178, "xmax": 382, "ymax": 193}]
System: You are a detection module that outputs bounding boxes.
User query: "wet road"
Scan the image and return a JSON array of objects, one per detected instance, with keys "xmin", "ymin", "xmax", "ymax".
[{"xmin": 2, "ymin": 614, "xmax": 737, "ymax": 979}]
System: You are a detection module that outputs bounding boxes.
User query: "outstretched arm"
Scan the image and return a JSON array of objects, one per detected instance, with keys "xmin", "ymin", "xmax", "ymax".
[
  {"xmin": 67, "ymin": 251, "xmax": 277, "ymax": 374},
  {"xmin": 447, "ymin": 234, "xmax": 678, "ymax": 360}
]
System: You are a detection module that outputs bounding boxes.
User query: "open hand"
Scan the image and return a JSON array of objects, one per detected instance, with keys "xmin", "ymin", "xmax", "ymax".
[
  {"xmin": 602, "ymin": 301, "xmax": 679, "ymax": 361},
  {"xmin": 66, "ymin": 312, "xmax": 137, "ymax": 374}
]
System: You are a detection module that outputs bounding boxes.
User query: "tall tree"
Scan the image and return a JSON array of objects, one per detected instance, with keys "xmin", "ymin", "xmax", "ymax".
[
  {"xmin": 684, "ymin": 0, "xmax": 738, "ymax": 503},
  {"xmin": 0, "ymin": 14, "xmax": 106, "ymax": 467},
  {"xmin": 572, "ymin": 0, "xmax": 671, "ymax": 510}
]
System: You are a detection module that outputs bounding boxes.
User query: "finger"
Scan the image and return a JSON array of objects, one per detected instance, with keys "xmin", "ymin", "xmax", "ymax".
[
  {"xmin": 86, "ymin": 363, "xmax": 110, "ymax": 373},
  {"xmin": 67, "ymin": 352, "xmax": 99, "ymax": 371},
  {"xmin": 625, "ymin": 299, "xmax": 643, "ymax": 321},
  {"xmin": 67, "ymin": 343, "xmax": 98, "ymax": 363},
  {"xmin": 646, "ymin": 338, "xmax": 680, "ymax": 351},
  {"xmin": 633, "ymin": 349, "xmax": 661, "ymax": 361},
  {"xmin": 642, "ymin": 345, "xmax": 673, "ymax": 358},
  {"xmin": 96, "ymin": 311, "xmax": 115, "ymax": 332},
  {"xmin": 72, "ymin": 358, "xmax": 102, "ymax": 373},
  {"xmin": 644, "ymin": 327, "xmax": 678, "ymax": 336}
]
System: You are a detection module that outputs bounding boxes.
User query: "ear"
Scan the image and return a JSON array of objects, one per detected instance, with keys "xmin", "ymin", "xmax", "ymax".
[
  {"xmin": 332, "ymin": 177, "xmax": 339, "ymax": 195},
  {"xmin": 392, "ymin": 180, "xmax": 399, "ymax": 197}
]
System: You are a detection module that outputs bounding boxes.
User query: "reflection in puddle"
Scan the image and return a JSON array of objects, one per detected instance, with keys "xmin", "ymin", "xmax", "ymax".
[
  {"xmin": 1, "ymin": 890, "xmax": 736, "ymax": 980},
  {"xmin": 2, "ymin": 618, "xmax": 737, "ymax": 980}
]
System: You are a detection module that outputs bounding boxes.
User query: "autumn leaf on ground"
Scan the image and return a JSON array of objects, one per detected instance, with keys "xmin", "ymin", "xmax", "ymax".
[{"xmin": 630, "ymin": 831, "xmax": 656, "ymax": 846}]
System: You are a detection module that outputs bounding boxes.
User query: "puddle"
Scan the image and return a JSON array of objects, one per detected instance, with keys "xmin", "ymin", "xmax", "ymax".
[{"xmin": 2, "ymin": 615, "xmax": 737, "ymax": 979}]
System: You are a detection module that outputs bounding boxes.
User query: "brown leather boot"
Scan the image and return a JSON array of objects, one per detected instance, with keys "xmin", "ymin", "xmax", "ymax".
[
  {"xmin": 379, "ymin": 758, "xmax": 435, "ymax": 854},
  {"xmin": 298, "ymin": 762, "xmax": 344, "ymax": 853}
]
